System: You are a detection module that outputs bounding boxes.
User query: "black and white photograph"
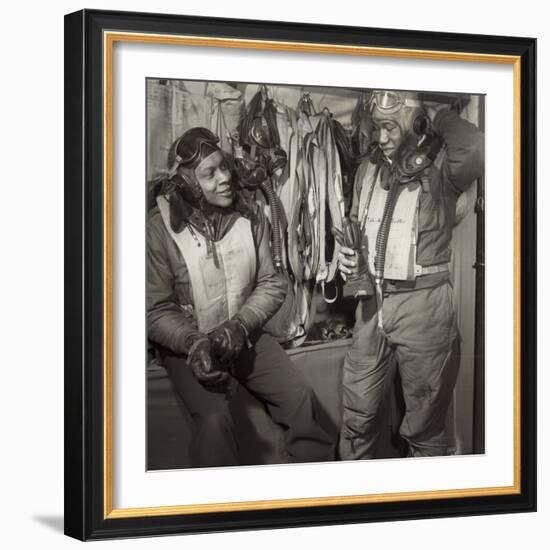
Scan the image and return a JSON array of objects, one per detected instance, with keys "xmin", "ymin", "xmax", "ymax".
[
  {"xmin": 59, "ymin": 6, "xmax": 537, "ymax": 543},
  {"xmin": 1, "ymin": 0, "xmax": 545, "ymax": 544},
  {"xmin": 146, "ymin": 79, "xmax": 485, "ymax": 470}
]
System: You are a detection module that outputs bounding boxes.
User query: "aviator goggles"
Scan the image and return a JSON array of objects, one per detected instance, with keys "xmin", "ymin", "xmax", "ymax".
[
  {"xmin": 168, "ymin": 127, "xmax": 220, "ymax": 177},
  {"xmin": 370, "ymin": 90, "xmax": 422, "ymax": 114}
]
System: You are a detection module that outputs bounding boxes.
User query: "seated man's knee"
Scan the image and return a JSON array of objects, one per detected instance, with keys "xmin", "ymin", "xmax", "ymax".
[{"xmin": 288, "ymin": 381, "xmax": 316, "ymax": 411}]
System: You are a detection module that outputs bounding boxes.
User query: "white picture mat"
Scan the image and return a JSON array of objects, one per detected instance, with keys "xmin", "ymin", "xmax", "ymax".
[{"xmin": 112, "ymin": 40, "xmax": 515, "ymax": 509}]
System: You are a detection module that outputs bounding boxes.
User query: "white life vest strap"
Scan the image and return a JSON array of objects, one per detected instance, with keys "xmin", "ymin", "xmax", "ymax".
[{"xmin": 156, "ymin": 196, "xmax": 256, "ymax": 333}]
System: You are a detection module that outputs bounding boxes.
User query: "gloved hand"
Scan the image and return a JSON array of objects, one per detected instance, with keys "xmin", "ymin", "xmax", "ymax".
[
  {"xmin": 209, "ymin": 319, "xmax": 247, "ymax": 364},
  {"xmin": 333, "ymin": 219, "xmax": 374, "ymax": 299},
  {"xmin": 187, "ymin": 336, "xmax": 230, "ymax": 393}
]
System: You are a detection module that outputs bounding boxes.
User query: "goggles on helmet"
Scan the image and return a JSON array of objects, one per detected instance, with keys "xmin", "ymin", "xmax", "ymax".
[
  {"xmin": 168, "ymin": 127, "xmax": 220, "ymax": 176},
  {"xmin": 370, "ymin": 90, "xmax": 421, "ymax": 115}
]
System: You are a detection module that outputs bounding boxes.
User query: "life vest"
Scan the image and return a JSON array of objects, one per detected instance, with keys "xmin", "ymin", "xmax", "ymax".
[
  {"xmin": 357, "ymin": 163, "xmax": 422, "ymax": 281},
  {"xmin": 156, "ymin": 196, "xmax": 256, "ymax": 333}
]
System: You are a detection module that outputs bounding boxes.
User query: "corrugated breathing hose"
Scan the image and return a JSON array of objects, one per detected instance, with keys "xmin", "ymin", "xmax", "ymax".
[{"xmin": 260, "ymin": 178, "xmax": 284, "ymax": 273}]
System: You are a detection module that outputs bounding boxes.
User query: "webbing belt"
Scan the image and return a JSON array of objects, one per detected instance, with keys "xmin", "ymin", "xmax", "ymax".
[{"xmin": 414, "ymin": 263, "xmax": 450, "ymax": 276}]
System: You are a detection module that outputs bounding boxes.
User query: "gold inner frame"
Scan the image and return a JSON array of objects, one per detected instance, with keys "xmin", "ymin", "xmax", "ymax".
[{"xmin": 103, "ymin": 31, "xmax": 522, "ymax": 519}]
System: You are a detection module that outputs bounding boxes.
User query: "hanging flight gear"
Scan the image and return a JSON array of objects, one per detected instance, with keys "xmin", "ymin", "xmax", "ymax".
[
  {"xmin": 351, "ymin": 90, "xmax": 375, "ymax": 162},
  {"xmin": 278, "ymin": 111, "xmax": 313, "ymax": 345},
  {"xmin": 331, "ymin": 115, "xmax": 356, "ymax": 184},
  {"xmin": 298, "ymin": 108, "xmax": 347, "ymax": 291},
  {"xmin": 297, "ymin": 91, "xmax": 316, "ymax": 116},
  {"xmin": 230, "ymin": 134, "xmax": 285, "ymax": 272},
  {"xmin": 240, "ymin": 85, "xmax": 288, "ymax": 171},
  {"xmin": 233, "ymin": 101, "xmax": 304, "ymax": 345},
  {"xmin": 207, "ymin": 82, "xmax": 243, "ymax": 155},
  {"xmin": 322, "ymin": 111, "xmax": 350, "ymax": 286},
  {"xmin": 278, "ymin": 112, "xmax": 301, "ymax": 279},
  {"xmin": 236, "ymin": 87, "xmax": 291, "ymax": 272}
]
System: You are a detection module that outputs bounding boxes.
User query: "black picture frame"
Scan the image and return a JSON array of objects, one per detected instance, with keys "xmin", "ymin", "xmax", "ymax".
[{"xmin": 64, "ymin": 8, "xmax": 536, "ymax": 541}]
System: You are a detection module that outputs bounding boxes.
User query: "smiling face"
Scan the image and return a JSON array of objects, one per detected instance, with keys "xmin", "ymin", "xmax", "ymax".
[{"xmin": 194, "ymin": 151, "xmax": 234, "ymax": 207}]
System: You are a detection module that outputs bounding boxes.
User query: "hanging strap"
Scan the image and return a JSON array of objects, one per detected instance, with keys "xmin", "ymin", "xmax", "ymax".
[{"xmin": 324, "ymin": 117, "xmax": 345, "ymax": 284}]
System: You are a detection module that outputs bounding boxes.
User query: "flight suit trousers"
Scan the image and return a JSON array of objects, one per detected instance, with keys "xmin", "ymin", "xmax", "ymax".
[
  {"xmin": 339, "ymin": 281, "xmax": 461, "ymax": 459},
  {"xmin": 164, "ymin": 332, "xmax": 335, "ymax": 467}
]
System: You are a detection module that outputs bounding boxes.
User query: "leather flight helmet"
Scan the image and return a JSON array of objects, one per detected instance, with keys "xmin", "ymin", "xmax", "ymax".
[{"xmin": 167, "ymin": 127, "xmax": 221, "ymax": 203}]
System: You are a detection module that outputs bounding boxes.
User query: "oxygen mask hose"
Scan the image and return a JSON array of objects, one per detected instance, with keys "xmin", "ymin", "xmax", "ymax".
[
  {"xmin": 374, "ymin": 173, "xmax": 400, "ymax": 328},
  {"xmin": 231, "ymin": 134, "xmax": 284, "ymax": 273},
  {"xmin": 261, "ymin": 178, "xmax": 284, "ymax": 273}
]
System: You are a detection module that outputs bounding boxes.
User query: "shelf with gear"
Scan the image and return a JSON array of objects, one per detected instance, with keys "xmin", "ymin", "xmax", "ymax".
[{"xmin": 146, "ymin": 79, "xmax": 483, "ymax": 467}]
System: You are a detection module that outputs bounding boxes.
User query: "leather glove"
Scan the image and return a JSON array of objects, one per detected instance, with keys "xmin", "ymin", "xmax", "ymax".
[
  {"xmin": 209, "ymin": 319, "xmax": 247, "ymax": 364},
  {"xmin": 187, "ymin": 336, "xmax": 230, "ymax": 393},
  {"xmin": 332, "ymin": 218, "xmax": 374, "ymax": 299}
]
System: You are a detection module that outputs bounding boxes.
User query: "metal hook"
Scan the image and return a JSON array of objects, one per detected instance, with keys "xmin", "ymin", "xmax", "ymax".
[{"xmin": 321, "ymin": 280, "xmax": 339, "ymax": 304}]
